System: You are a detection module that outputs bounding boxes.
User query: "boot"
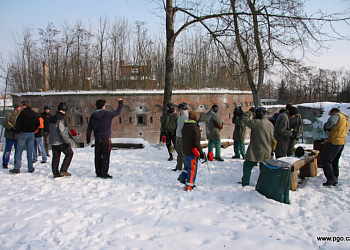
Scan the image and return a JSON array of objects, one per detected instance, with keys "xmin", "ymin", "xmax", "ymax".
[
  {"xmin": 9, "ymin": 169, "xmax": 20, "ymax": 174},
  {"xmin": 168, "ymin": 154, "xmax": 173, "ymax": 161},
  {"xmin": 60, "ymin": 171, "xmax": 71, "ymax": 176}
]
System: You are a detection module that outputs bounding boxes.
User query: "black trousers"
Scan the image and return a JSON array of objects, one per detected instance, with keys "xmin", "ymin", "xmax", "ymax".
[
  {"xmin": 51, "ymin": 144, "xmax": 74, "ymax": 175},
  {"xmin": 321, "ymin": 143, "xmax": 344, "ymax": 183},
  {"xmin": 165, "ymin": 131, "xmax": 176, "ymax": 156},
  {"xmin": 95, "ymin": 138, "xmax": 111, "ymax": 177}
]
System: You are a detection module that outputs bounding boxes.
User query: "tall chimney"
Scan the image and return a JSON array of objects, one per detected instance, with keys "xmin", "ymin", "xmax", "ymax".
[{"xmin": 43, "ymin": 62, "xmax": 49, "ymax": 91}]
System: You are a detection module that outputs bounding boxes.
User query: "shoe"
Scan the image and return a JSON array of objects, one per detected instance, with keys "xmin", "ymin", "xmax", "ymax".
[
  {"xmin": 168, "ymin": 155, "xmax": 173, "ymax": 161},
  {"xmin": 237, "ymin": 181, "xmax": 242, "ymax": 184},
  {"xmin": 47, "ymin": 154, "xmax": 51, "ymax": 157},
  {"xmin": 28, "ymin": 168, "xmax": 35, "ymax": 173},
  {"xmin": 232, "ymin": 155, "xmax": 240, "ymax": 159},
  {"xmin": 3, "ymin": 164, "xmax": 8, "ymax": 169},
  {"xmin": 215, "ymin": 157, "xmax": 224, "ymax": 162},
  {"xmin": 60, "ymin": 171, "xmax": 71, "ymax": 176},
  {"xmin": 177, "ymin": 177, "xmax": 186, "ymax": 184},
  {"xmin": 100, "ymin": 174, "xmax": 113, "ymax": 179},
  {"xmin": 41, "ymin": 161, "xmax": 47, "ymax": 164},
  {"xmin": 185, "ymin": 185, "xmax": 194, "ymax": 191},
  {"xmin": 172, "ymin": 168, "xmax": 182, "ymax": 171},
  {"xmin": 9, "ymin": 169, "xmax": 20, "ymax": 174},
  {"xmin": 33, "ymin": 161, "xmax": 37, "ymax": 163},
  {"xmin": 54, "ymin": 174, "xmax": 63, "ymax": 178},
  {"xmin": 323, "ymin": 182, "xmax": 337, "ymax": 186}
]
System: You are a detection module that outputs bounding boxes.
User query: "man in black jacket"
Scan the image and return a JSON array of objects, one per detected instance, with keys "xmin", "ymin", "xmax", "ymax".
[
  {"xmin": 9, "ymin": 100, "xmax": 39, "ymax": 174},
  {"xmin": 86, "ymin": 98, "xmax": 123, "ymax": 179},
  {"xmin": 49, "ymin": 102, "xmax": 74, "ymax": 178}
]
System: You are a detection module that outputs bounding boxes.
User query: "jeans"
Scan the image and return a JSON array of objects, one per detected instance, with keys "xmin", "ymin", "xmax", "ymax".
[
  {"xmin": 33, "ymin": 137, "xmax": 48, "ymax": 162},
  {"xmin": 43, "ymin": 132, "xmax": 50, "ymax": 156},
  {"xmin": 15, "ymin": 132, "xmax": 35, "ymax": 171},
  {"xmin": 2, "ymin": 138, "xmax": 17, "ymax": 166},
  {"xmin": 51, "ymin": 144, "xmax": 74, "ymax": 175}
]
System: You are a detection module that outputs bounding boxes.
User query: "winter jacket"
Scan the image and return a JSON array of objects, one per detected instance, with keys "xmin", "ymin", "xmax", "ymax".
[
  {"xmin": 49, "ymin": 112, "xmax": 71, "ymax": 146},
  {"xmin": 15, "ymin": 107, "xmax": 40, "ymax": 134},
  {"xmin": 182, "ymin": 111, "xmax": 203, "ymax": 156},
  {"xmin": 160, "ymin": 112, "xmax": 179, "ymax": 134},
  {"xmin": 290, "ymin": 113, "xmax": 303, "ymax": 136},
  {"xmin": 274, "ymin": 110, "xmax": 291, "ymax": 157},
  {"xmin": 35, "ymin": 116, "xmax": 44, "ymax": 138},
  {"xmin": 176, "ymin": 110, "xmax": 188, "ymax": 138},
  {"xmin": 3, "ymin": 109, "xmax": 20, "ymax": 140},
  {"xmin": 325, "ymin": 112, "xmax": 349, "ymax": 145},
  {"xmin": 40, "ymin": 111, "xmax": 52, "ymax": 132},
  {"xmin": 206, "ymin": 109, "xmax": 223, "ymax": 140},
  {"xmin": 242, "ymin": 111, "xmax": 274, "ymax": 163},
  {"xmin": 232, "ymin": 113, "xmax": 246, "ymax": 142},
  {"xmin": 86, "ymin": 100, "xmax": 124, "ymax": 144}
]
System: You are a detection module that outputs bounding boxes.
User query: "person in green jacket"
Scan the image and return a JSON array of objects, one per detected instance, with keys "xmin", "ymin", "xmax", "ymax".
[
  {"xmin": 2, "ymin": 102, "xmax": 22, "ymax": 169},
  {"xmin": 160, "ymin": 103, "xmax": 179, "ymax": 161},
  {"xmin": 232, "ymin": 106, "xmax": 246, "ymax": 159},
  {"xmin": 206, "ymin": 104, "xmax": 224, "ymax": 161},
  {"xmin": 239, "ymin": 107, "xmax": 274, "ymax": 186},
  {"xmin": 285, "ymin": 104, "xmax": 303, "ymax": 156}
]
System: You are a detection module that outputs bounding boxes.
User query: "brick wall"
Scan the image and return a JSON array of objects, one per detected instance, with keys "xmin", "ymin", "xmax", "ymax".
[{"xmin": 12, "ymin": 91, "xmax": 254, "ymax": 145}]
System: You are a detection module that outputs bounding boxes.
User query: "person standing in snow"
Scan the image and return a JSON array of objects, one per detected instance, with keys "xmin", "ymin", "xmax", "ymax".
[
  {"xmin": 33, "ymin": 110, "xmax": 48, "ymax": 164},
  {"xmin": 321, "ymin": 108, "xmax": 349, "ymax": 186},
  {"xmin": 172, "ymin": 102, "xmax": 189, "ymax": 171},
  {"xmin": 86, "ymin": 98, "xmax": 123, "ymax": 179},
  {"xmin": 274, "ymin": 106, "xmax": 299, "ymax": 158},
  {"xmin": 285, "ymin": 104, "xmax": 303, "ymax": 156},
  {"xmin": 206, "ymin": 104, "xmax": 224, "ymax": 161},
  {"xmin": 9, "ymin": 100, "xmax": 40, "ymax": 174},
  {"xmin": 239, "ymin": 107, "xmax": 274, "ymax": 186},
  {"xmin": 2, "ymin": 102, "xmax": 22, "ymax": 169},
  {"xmin": 160, "ymin": 103, "xmax": 179, "ymax": 161},
  {"xmin": 40, "ymin": 105, "xmax": 52, "ymax": 157},
  {"xmin": 232, "ymin": 106, "xmax": 246, "ymax": 159},
  {"xmin": 178, "ymin": 111, "xmax": 205, "ymax": 191},
  {"xmin": 49, "ymin": 102, "xmax": 74, "ymax": 178}
]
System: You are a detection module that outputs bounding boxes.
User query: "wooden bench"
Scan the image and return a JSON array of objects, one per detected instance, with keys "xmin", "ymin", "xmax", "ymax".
[
  {"xmin": 201, "ymin": 141, "xmax": 234, "ymax": 149},
  {"xmin": 290, "ymin": 154, "xmax": 318, "ymax": 191}
]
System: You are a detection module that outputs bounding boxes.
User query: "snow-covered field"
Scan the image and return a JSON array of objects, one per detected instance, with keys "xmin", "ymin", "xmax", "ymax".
[{"xmin": 0, "ymin": 102, "xmax": 349, "ymax": 250}]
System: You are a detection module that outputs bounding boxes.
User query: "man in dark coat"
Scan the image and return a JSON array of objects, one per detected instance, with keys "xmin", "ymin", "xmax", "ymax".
[
  {"xmin": 49, "ymin": 102, "xmax": 74, "ymax": 178},
  {"xmin": 274, "ymin": 107, "xmax": 299, "ymax": 158},
  {"xmin": 86, "ymin": 98, "xmax": 123, "ymax": 179},
  {"xmin": 178, "ymin": 111, "xmax": 204, "ymax": 191},
  {"xmin": 160, "ymin": 103, "xmax": 179, "ymax": 161},
  {"xmin": 9, "ymin": 100, "xmax": 40, "ymax": 174},
  {"xmin": 40, "ymin": 105, "xmax": 52, "ymax": 156},
  {"xmin": 239, "ymin": 107, "xmax": 274, "ymax": 186},
  {"xmin": 232, "ymin": 106, "xmax": 246, "ymax": 159},
  {"xmin": 206, "ymin": 104, "xmax": 224, "ymax": 161},
  {"xmin": 2, "ymin": 102, "xmax": 21, "ymax": 169}
]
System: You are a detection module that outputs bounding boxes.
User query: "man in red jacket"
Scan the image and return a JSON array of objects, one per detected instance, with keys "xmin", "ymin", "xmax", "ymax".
[{"xmin": 86, "ymin": 98, "xmax": 123, "ymax": 179}]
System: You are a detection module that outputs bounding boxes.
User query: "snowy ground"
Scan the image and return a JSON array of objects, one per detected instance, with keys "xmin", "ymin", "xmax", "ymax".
[
  {"xmin": 1, "ymin": 101, "xmax": 350, "ymax": 250},
  {"xmin": 0, "ymin": 136, "xmax": 350, "ymax": 250}
]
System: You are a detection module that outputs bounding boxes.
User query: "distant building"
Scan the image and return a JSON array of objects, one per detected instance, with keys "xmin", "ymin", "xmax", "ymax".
[{"xmin": 12, "ymin": 90, "xmax": 254, "ymax": 146}]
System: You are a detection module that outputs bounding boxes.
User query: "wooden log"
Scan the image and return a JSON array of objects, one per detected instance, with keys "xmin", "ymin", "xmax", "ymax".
[
  {"xmin": 300, "ymin": 158, "xmax": 318, "ymax": 178},
  {"xmin": 290, "ymin": 170, "xmax": 298, "ymax": 191}
]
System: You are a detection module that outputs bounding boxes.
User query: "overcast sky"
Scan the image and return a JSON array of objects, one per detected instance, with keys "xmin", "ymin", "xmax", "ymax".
[{"xmin": 0, "ymin": 0, "xmax": 349, "ymax": 89}]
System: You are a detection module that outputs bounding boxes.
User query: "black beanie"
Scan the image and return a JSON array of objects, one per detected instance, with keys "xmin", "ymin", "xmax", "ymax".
[{"xmin": 289, "ymin": 107, "xmax": 299, "ymax": 117}]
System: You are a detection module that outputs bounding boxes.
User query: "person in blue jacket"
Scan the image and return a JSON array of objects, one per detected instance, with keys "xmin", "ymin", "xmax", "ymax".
[{"xmin": 86, "ymin": 98, "xmax": 123, "ymax": 179}]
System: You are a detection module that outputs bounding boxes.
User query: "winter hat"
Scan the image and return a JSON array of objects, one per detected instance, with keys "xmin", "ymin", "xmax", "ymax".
[
  {"xmin": 44, "ymin": 104, "xmax": 50, "ymax": 110},
  {"xmin": 178, "ymin": 102, "xmax": 188, "ymax": 110},
  {"xmin": 211, "ymin": 104, "xmax": 219, "ymax": 113},
  {"xmin": 14, "ymin": 102, "xmax": 22, "ymax": 108},
  {"xmin": 188, "ymin": 111, "xmax": 200, "ymax": 123},
  {"xmin": 57, "ymin": 102, "xmax": 68, "ymax": 112},
  {"xmin": 289, "ymin": 107, "xmax": 299, "ymax": 117}
]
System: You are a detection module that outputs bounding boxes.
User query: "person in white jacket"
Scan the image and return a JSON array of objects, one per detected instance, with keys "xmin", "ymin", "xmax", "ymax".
[{"xmin": 172, "ymin": 102, "xmax": 189, "ymax": 171}]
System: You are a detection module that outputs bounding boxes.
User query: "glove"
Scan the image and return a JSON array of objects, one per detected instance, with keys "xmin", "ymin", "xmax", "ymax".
[
  {"xmin": 10, "ymin": 127, "xmax": 15, "ymax": 131},
  {"xmin": 249, "ymin": 107, "xmax": 256, "ymax": 113},
  {"xmin": 199, "ymin": 152, "xmax": 205, "ymax": 159},
  {"xmin": 192, "ymin": 147, "xmax": 200, "ymax": 158},
  {"xmin": 207, "ymin": 152, "xmax": 214, "ymax": 161},
  {"xmin": 161, "ymin": 135, "xmax": 166, "ymax": 143}
]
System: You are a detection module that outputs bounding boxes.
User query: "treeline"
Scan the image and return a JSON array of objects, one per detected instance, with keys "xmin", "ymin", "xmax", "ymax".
[
  {"xmin": 276, "ymin": 67, "xmax": 350, "ymax": 104},
  {"xmin": 7, "ymin": 18, "xmax": 249, "ymax": 93}
]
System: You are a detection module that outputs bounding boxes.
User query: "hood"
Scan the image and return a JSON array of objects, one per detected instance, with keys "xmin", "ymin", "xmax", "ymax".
[
  {"xmin": 340, "ymin": 112, "xmax": 350, "ymax": 120},
  {"xmin": 91, "ymin": 109, "xmax": 106, "ymax": 119},
  {"xmin": 188, "ymin": 111, "xmax": 200, "ymax": 123}
]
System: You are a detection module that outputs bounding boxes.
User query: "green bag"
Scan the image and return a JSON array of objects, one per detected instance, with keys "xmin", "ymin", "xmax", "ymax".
[{"xmin": 255, "ymin": 160, "xmax": 291, "ymax": 204}]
